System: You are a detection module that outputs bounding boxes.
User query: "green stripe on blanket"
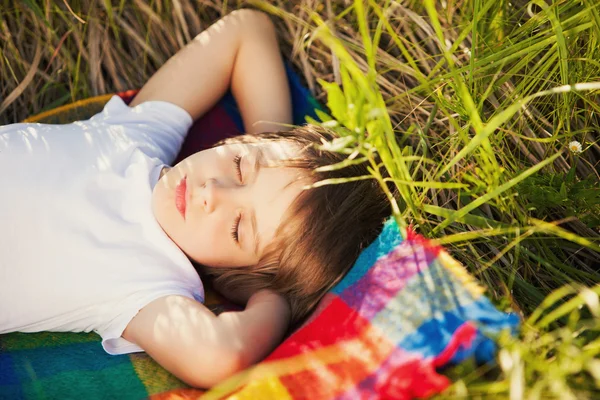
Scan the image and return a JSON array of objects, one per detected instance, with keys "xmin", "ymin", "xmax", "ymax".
[{"xmin": 1, "ymin": 332, "xmax": 185, "ymax": 399}]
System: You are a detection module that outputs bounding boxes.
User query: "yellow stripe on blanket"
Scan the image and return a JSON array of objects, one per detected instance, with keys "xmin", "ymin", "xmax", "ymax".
[
  {"xmin": 439, "ymin": 251, "xmax": 486, "ymax": 298},
  {"xmin": 227, "ymin": 376, "xmax": 293, "ymax": 400},
  {"xmin": 129, "ymin": 353, "xmax": 188, "ymax": 395}
]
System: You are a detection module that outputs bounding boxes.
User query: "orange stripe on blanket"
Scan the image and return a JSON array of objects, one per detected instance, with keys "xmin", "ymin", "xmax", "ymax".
[
  {"xmin": 23, "ymin": 94, "xmax": 114, "ymax": 123},
  {"xmin": 203, "ymin": 323, "xmax": 395, "ymax": 400}
]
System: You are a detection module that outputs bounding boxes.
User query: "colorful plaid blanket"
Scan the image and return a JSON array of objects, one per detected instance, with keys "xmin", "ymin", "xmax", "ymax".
[
  {"xmin": 201, "ymin": 220, "xmax": 519, "ymax": 399},
  {"xmin": 0, "ymin": 64, "xmax": 519, "ymax": 399}
]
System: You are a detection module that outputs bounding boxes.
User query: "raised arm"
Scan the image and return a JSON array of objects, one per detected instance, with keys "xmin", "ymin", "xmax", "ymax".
[
  {"xmin": 129, "ymin": 9, "xmax": 292, "ymax": 134},
  {"xmin": 122, "ymin": 290, "xmax": 290, "ymax": 388}
]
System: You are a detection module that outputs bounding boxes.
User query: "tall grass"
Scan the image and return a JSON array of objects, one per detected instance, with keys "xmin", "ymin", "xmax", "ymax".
[{"xmin": 1, "ymin": 0, "xmax": 599, "ymax": 397}]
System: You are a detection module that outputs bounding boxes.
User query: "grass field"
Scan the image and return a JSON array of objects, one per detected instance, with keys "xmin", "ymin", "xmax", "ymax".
[{"xmin": 1, "ymin": 0, "xmax": 599, "ymax": 398}]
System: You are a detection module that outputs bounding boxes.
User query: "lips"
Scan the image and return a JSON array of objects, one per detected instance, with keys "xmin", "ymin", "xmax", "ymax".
[{"xmin": 175, "ymin": 176, "xmax": 187, "ymax": 219}]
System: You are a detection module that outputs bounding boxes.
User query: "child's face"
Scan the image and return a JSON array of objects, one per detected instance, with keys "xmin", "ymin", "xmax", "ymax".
[{"xmin": 152, "ymin": 140, "xmax": 307, "ymax": 268}]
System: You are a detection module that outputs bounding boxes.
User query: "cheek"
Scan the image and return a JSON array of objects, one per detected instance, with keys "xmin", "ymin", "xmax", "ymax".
[{"xmin": 185, "ymin": 214, "xmax": 227, "ymax": 252}]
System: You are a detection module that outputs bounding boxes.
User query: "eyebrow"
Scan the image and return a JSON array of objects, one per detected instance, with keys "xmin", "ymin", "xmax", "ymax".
[{"xmin": 249, "ymin": 147, "xmax": 264, "ymax": 256}]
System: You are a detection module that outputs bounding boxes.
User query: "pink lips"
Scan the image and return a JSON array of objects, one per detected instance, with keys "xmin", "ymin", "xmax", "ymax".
[{"xmin": 175, "ymin": 176, "xmax": 187, "ymax": 219}]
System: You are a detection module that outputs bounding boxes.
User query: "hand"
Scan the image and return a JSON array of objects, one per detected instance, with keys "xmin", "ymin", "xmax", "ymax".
[{"xmin": 247, "ymin": 289, "xmax": 291, "ymax": 321}]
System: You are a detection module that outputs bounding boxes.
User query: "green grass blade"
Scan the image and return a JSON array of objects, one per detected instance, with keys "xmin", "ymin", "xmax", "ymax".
[{"xmin": 433, "ymin": 152, "xmax": 562, "ymax": 233}]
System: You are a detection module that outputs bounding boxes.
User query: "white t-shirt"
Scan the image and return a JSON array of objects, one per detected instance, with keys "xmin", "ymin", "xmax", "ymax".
[{"xmin": 0, "ymin": 96, "xmax": 205, "ymax": 355}]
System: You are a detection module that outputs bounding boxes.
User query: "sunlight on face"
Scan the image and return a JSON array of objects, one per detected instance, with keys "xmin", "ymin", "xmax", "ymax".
[{"xmin": 152, "ymin": 140, "xmax": 307, "ymax": 268}]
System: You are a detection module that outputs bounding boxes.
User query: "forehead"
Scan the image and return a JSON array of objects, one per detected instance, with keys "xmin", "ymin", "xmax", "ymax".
[{"xmin": 217, "ymin": 139, "xmax": 300, "ymax": 163}]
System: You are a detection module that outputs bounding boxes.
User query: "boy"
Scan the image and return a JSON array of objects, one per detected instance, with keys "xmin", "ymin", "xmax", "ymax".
[{"xmin": 0, "ymin": 9, "xmax": 391, "ymax": 388}]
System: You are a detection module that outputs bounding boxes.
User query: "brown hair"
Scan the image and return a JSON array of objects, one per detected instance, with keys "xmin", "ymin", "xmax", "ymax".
[{"xmin": 199, "ymin": 125, "xmax": 393, "ymax": 324}]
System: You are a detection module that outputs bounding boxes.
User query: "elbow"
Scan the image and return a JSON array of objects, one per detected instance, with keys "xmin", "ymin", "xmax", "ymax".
[
  {"xmin": 229, "ymin": 8, "xmax": 277, "ymax": 36},
  {"xmin": 183, "ymin": 346, "xmax": 245, "ymax": 389}
]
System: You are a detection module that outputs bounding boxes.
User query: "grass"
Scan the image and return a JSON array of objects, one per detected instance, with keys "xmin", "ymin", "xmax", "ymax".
[{"xmin": 1, "ymin": 0, "xmax": 599, "ymax": 398}]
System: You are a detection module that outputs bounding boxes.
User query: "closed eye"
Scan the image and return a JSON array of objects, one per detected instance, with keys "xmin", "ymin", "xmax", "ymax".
[
  {"xmin": 231, "ymin": 213, "xmax": 241, "ymax": 243},
  {"xmin": 233, "ymin": 155, "xmax": 243, "ymax": 183}
]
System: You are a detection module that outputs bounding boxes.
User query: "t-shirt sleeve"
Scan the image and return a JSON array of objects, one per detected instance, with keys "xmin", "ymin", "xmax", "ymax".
[
  {"xmin": 93, "ymin": 95, "xmax": 194, "ymax": 165},
  {"xmin": 97, "ymin": 286, "xmax": 205, "ymax": 356}
]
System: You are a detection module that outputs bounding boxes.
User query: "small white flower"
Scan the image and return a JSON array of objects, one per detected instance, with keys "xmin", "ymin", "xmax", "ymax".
[{"xmin": 568, "ymin": 140, "xmax": 583, "ymax": 154}]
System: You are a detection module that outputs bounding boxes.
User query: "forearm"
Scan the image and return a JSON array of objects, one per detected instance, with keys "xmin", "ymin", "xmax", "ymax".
[
  {"xmin": 123, "ymin": 293, "xmax": 290, "ymax": 389},
  {"xmin": 130, "ymin": 9, "xmax": 292, "ymax": 133},
  {"xmin": 177, "ymin": 291, "xmax": 289, "ymax": 387},
  {"xmin": 229, "ymin": 11, "xmax": 292, "ymax": 133}
]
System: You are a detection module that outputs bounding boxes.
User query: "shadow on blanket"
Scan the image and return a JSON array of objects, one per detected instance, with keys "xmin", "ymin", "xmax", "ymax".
[{"xmin": 0, "ymin": 65, "xmax": 519, "ymax": 400}]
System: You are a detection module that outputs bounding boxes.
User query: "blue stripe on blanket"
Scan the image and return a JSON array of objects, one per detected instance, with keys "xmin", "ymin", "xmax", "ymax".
[{"xmin": 332, "ymin": 218, "xmax": 403, "ymax": 294}]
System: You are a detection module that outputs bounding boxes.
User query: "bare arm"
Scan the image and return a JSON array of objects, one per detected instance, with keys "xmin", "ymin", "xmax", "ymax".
[
  {"xmin": 129, "ymin": 9, "xmax": 292, "ymax": 133},
  {"xmin": 122, "ymin": 290, "xmax": 290, "ymax": 388}
]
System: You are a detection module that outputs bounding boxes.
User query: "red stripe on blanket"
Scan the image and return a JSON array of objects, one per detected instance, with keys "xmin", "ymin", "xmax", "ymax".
[
  {"xmin": 266, "ymin": 296, "xmax": 393, "ymax": 361},
  {"xmin": 433, "ymin": 321, "xmax": 478, "ymax": 367},
  {"xmin": 375, "ymin": 356, "xmax": 451, "ymax": 400},
  {"xmin": 334, "ymin": 343, "xmax": 451, "ymax": 399},
  {"xmin": 405, "ymin": 227, "xmax": 443, "ymax": 257},
  {"xmin": 274, "ymin": 322, "xmax": 397, "ymax": 398}
]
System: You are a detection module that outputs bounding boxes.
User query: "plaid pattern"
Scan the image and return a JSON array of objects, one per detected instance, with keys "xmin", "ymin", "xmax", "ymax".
[
  {"xmin": 1, "ymin": 64, "xmax": 518, "ymax": 399},
  {"xmin": 202, "ymin": 221, "xmax": 519, "ymax": 399},
  {"xmin": 0, "ymin": 331, "xmax": 203, "ymax": 399}
]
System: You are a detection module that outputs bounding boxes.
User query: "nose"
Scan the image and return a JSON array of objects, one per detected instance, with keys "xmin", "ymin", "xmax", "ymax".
[
  {"xmin": 201, "ymin": 179, "xmax": 217, "ymax": 213},
  {"xmin": 199, "ymin": 178, "xmax": 241, "ymax": 213}
]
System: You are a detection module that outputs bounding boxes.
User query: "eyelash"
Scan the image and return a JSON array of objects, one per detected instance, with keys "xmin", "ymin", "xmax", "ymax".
[
  {"xmin": 230, "ymin": 155, "xmax": 243, "ymax": 245},
  {"xmin": 233, "ymin": 155, "xmax": 243, "ymax": 182},
  {"xmin": 231, "ymin": 213, "xmax": 241, "ymax": 243}
]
